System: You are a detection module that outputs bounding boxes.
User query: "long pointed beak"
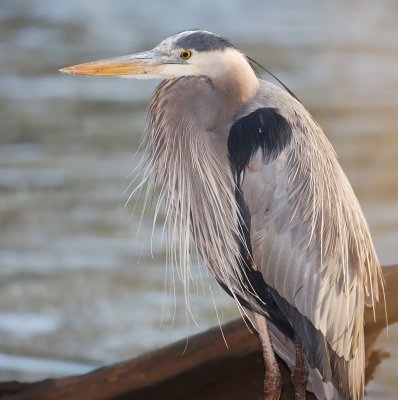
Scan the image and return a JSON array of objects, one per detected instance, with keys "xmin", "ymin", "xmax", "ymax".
[{"xmin": 59, "ymin": 50, "xmax": 168, "ymax": 77}]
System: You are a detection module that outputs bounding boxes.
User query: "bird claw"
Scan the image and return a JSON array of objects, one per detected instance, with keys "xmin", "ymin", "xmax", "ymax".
[
  {"xmin": 292, "ymin": 336, "xmax": 308, "ymax": 399},
  {"xmin": 292, "ymin": 372, "xmax": 307, "ymax": 400},
  {"xmin": 263, "ymin": 372, "xmax": 282, "ymax": 400}
]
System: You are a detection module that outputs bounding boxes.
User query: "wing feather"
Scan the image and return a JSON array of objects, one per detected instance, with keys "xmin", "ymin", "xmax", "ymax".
[{"xmin": 231, "ymin": 81, "xmax": 383, "ymax": 398}]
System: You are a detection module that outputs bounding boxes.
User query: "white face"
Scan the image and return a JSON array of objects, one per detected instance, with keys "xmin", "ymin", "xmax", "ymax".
[
  {"xmin": 149, "ymin": 30, "xmax": 243, "ymax": 80},
  {"xmin": 156, "ymin": 47, "xmax": 244, "ymax": 80}
]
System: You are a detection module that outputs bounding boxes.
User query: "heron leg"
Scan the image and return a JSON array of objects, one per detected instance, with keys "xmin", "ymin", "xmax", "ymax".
[
  {"xmin": 253, "ymin": 313, "xmax": 282, "ymax": 400},
  {"xmin": 292, "ymin": 335, "xmax": 308, "ymax": 400}
]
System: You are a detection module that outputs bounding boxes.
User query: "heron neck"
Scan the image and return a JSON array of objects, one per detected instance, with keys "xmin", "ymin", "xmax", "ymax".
[{"xmin": 211, "ymin": 49, "xmax": 259, "ymax": 104}]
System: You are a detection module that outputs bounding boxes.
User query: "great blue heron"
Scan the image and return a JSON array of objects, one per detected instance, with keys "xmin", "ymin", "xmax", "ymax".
[{"xmin": 60, "ymin": 30, "xmax": 383, "ymax": 399}]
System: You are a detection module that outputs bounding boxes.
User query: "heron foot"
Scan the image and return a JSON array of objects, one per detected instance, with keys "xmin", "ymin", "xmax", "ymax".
[
  {"xmin": 263, "ymin": 370, "xmax": 282, "ymax": 400},
  {"xmin": 252, "ymin": 313, "xmax": 282, "ymax": 400},
  {"xmin": 292, "ymin": 335, "xmax": 308, "ymax": 400}
]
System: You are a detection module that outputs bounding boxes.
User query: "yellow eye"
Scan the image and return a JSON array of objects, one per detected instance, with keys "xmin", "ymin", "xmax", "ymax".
[{"xmin": 180, "ymin": 50, "xmax": 192, "ymax": 60}]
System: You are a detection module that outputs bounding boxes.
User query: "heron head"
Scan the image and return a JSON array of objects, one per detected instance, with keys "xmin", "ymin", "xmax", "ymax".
[{"xmin": 60, "ymin": 30, "xmax": 255, "ymax": 84}]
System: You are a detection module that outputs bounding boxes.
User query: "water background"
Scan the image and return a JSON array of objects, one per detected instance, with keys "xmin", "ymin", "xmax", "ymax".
[{"xmin": 0, "ymin": 1, "xmax": 397, "ymax": 398}]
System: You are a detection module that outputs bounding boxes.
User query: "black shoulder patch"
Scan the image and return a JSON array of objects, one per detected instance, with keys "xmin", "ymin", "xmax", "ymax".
[
  {"xmin": 228, "ymin": 108, "xmax": 292, "ymax": 181},
  {"xmin": 176, "ymin": 31, "xmax": 234, "ymax": 52}
]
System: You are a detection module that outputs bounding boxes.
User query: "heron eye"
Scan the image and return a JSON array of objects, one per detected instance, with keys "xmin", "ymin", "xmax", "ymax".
[{"xmin": 180, "ymin": 50, "xmax": 192, "ymax": 60}]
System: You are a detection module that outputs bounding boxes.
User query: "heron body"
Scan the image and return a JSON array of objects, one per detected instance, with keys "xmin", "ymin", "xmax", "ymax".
[{"xmin": 61, "ymin": 30, "xmax": 383, "ymax": 399}]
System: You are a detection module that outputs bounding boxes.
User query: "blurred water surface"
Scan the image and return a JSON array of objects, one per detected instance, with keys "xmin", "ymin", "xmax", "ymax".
[{"xmin": 0, "ymin": 0, "xmax": 397, "ymax": 398}]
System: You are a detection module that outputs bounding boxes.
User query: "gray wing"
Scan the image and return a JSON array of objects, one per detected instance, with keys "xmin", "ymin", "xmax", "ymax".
[
  {"xmin": 229, "ymin": 82, "xmax": 382, "ymax": 398},
  {"xmin": 245, "ymin": 146, "xmax": 366, "ymax": 361},
  {"xmin": 243, "ymin": 147, "xmax": 365, "ymax": 398}
]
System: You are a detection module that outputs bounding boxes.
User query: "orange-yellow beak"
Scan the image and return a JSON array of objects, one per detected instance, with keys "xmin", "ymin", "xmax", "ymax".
[{"xmin": 59, "ymin": 50, "xmax": 170, "ymax": 78}]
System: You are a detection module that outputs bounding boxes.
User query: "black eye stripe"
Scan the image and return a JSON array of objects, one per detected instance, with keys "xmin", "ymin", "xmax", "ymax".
[{"xmin": 175, "ymin": 31, "xmax": 233, "ymax": 52}]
